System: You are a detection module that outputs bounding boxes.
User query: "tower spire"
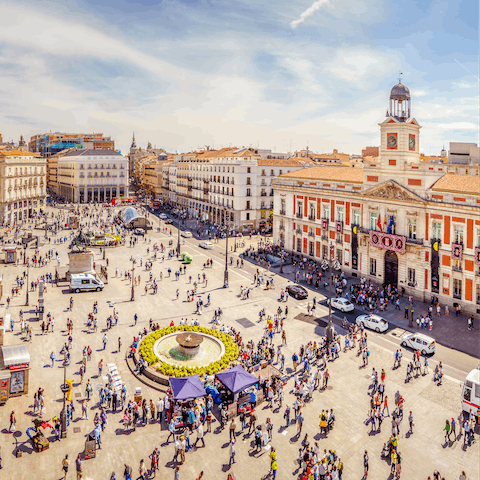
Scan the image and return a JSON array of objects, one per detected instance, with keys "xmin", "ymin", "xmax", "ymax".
[
  {"xmin": 398, "ymin": 70, "xmax": 403, "ymax": 83},
  {"xmin": 131, "ymin": 132, "xmax": 137, "ymax": 149}
]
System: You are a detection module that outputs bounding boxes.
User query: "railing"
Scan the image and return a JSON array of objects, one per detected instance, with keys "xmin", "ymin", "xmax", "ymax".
[
  {"xmin": 269, "ymin": 191, "xmax": 274, "ymax": 196},
  {"xmin": 358, "ymin": 226, "xmax": 370, "ymax": 234},
  {"xmin": 308, "ymin": 215, "xmax": 316, "ymax": 221},
  {"xmin": 308, "ymin": 232, "xmax": 315, "ymax": 237},
  {"xmin": 296, "ymin": 212, "xmax": 303, "ymax": 218},
  {"xmin": 296, "ymin": 228, "xmax": 302, "ymax": 234},
  {"xmin": 322, "ymin": 234, "xmax": 328, "ymax": 240},
  {"xmin": 336, "ymin": 238, "xmax": 343, "ymax": 244},
  {"xmin": 279, "ymin": 225, "xmax": 285, "ymax": 231},
  {"xmin": 453, "ymin": 292, "xmax": 462, "ymax": 300},
  {"xmin": 260, "ymin": 193, "xmax": 267, "ymax": 197},
  {"xmin": 452, "ymin": 265, "xmax": 462, "ymax": 273},
  {"xmin": 475, "ymin": 271, "xmax": 480, "ymax": 277},
  {"xmin": 280, "ymin": 209, "xmax": 286, "ymax": 215},
  {"xmin": 406, "ymin": 237, "xmax": 423, "ymax": 245}
]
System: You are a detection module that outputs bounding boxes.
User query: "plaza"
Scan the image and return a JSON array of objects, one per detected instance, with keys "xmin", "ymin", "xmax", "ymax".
[{"xmin": 0, "ymin": 204, "xmax": 478, "ymax": 480}]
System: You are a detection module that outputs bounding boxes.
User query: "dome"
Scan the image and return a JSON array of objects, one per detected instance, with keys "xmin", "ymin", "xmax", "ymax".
[{"xmin": 390, "ymin": 82, "xmax": 410, "ymax": 101}]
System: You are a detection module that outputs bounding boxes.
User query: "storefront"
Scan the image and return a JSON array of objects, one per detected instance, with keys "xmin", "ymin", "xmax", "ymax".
[{"xmin": 0, "ymin": 345, "xmax": 30, "ymax": 401}]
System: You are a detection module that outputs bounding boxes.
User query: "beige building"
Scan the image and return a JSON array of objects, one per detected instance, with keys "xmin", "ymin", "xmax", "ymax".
[
  {"xmin": 273, "ymin": 82, "xmax": 480, "ymax": 313},
  {"xmin": 56, "ymin": 149, "xmax": 128, "ymax": 203},
  {"xmin": 0, "ymin": 149, "xmax": 47, "ymax": 224}
]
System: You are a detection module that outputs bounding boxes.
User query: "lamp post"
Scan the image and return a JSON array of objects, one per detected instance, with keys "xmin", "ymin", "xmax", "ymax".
[
  {"xmin": 323, "ymin": 243, "xmax": 339, "ymax": 345},
  {"xmin": 176, "ymin": 207, "xmax": 181, "ymax": 256},
  {"xmin": 131, "ymin": 259, "xmax": 135, "ymax": 301},
  {"xmin": 25, "ymin": 265, "xmax": 29, "ymax": 306},
  {"xmin": 279, "ymin": 250, "xmax": 286, "ymax": 274},
  {"xmin": 224, "ymin": 208, "xmax": 229, "ymax": 287},
  {"xmin": 60, "ymin": 348, "xmax": 69, "ymax": 438}
]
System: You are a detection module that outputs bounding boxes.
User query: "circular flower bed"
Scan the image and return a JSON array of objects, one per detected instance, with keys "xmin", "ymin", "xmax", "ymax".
[{"xmin": 139, "ymin": 325, "xmax": 239, "ymax": 378}]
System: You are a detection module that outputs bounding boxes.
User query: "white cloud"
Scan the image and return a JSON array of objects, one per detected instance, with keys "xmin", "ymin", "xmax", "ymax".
[
  {"xmin": 290, "ymin": 0, "xmax": 330, "ymax": 29},
  {"xmin": 411, "ymin": 89, "xmax": 429, "ymax": 97},
  {"xmin": 436, "ymin": 122, "xmax": 478, "ymax": 130},
  {"xmin": 453, "ymin": 81, "xmax": 476, "ymax": 89}
]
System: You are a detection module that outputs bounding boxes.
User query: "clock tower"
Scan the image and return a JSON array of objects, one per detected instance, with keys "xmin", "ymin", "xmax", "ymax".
[{"xmin": 379, "ymin": 80, "xmax": 421, "ymax": 170}]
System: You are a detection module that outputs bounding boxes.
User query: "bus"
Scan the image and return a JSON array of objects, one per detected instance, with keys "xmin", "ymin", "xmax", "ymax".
[
  {"xmin": 112, "ymin": 197, "xmax": 137, "ymax": 206},
  {"xmin": 151, "ymin": 199, "xmax": 161, "ymax": 211}
]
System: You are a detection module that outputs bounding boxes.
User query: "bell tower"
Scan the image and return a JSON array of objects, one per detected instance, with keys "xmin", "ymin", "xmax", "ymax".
[{"xmin": 379, "ymin": 78, "xmax": 421, "ymax": 170}]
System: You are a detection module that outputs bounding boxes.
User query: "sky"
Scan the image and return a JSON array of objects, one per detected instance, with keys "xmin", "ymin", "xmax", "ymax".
[{"xmin": 0, "ymin": 0, "xmax": 478, "ymax": 156}]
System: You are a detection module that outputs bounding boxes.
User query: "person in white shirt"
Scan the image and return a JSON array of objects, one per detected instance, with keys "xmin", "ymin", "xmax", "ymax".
[{"xmin": 156, "ymin": 397, "xmax": 164, "ymax": 423}]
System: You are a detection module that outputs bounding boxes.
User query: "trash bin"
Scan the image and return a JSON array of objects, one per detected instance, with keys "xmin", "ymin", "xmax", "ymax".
[{"xmin": 84, "ymin": 433, "xmax": 96, "ymax": 459}]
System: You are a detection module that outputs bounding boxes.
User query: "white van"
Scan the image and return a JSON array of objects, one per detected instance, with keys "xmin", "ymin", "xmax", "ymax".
[
  {"xmin": 462, "ymin": 366, "xmax": 480, "ymax": 415},
  {"xmin": 70, "ymin": 273, "xmax": 104, "ymax": 293}
]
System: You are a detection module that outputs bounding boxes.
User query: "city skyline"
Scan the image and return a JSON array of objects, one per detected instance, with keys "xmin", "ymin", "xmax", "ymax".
[{"xmin": 0, "ymin": 0, "xmax": 477, "ymax": 155}]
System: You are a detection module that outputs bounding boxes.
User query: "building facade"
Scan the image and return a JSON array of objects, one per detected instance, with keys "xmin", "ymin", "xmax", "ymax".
[
  {"xmin": 56, "ymin": 149, "xmax": 128, "ymax": 203},
  {"xmin": 0, "ymin": 149, "xmax": 47, "ymax": 224},
  {"xmin": 273, "ymin": 82, "xmax": 480, "ymax": 313}
]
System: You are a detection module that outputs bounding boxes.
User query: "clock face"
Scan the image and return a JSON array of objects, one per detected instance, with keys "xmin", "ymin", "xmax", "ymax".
[
  {"xmin": 409, "ymin": 136, "xmax": 415, "ymax": 149},
  {"xmin": 387, "ymin": 134, "xmax": 397, "ymax": 148}
]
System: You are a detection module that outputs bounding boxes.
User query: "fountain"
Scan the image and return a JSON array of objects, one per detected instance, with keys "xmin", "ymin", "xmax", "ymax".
[
  {"xmin": 153, "ymin": 330, "xmax": 225, "ymax": 368},
  {"xmin": 176, "ymin": 333, "xmax": 204, "ymax": 357}
]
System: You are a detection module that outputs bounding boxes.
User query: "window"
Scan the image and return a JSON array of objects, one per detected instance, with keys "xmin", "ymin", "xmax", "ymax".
[
  {"xmin": 353, "ymin": 209, "xmax": 360, "ymax": 225},
  {"xmin": 336, "ymin": 233, "xmax": 343, "ymax": 243},
  {"xmin": 453, "ymin": 278, "xmax": 462, "ymax": 299},
  {"xmin": 246, "ymin": 212, "xmax": 250, "ymax": 220},
  {"xmin": 261, "ymin": 169, "xmax": 266, "ymax": 176},
  {"xmin": 247, "ymin": 167, "xmax": 251, "ymax": 173},
  {"xmin": 246, "ymin": 177, "xmax": 251, "ymax": 185},
  {"xmin": 336, "ymin": 249, "xmax": 342, "ymax": 265},
  {"xmin": 433, "ymin": 222, "xmax": 441, "ymax": 240},
  {"xmin": 370, "ymin": 258, "xmax": 376, "ymax": 275},
  {"xmin": 454, "ymin": 226, "xmax": 463, "ymax": 244},
  {"xmin": 246, "ymin": 188, "xmax": 251, "ymax": 196},
  {"xmin": 271, "ymin": 169, "xmax": 274, "ymax": 176},
  {"xmin": 408, "ymin": 219, "xmax": 416, "ymax": 239},
  {"xmin": 370, "ymin": 213, "xmax": 378, "ymax": 230},
  {"xmin": 296, "ymin": 238, "xmax": 302, "ymax": 253},
  {"xmin": 322, "ymin": 245, "xmax": 328, "ymax": 259},
  {"xmin": 322, "ymin": 204, "xmax": 330, "ymax": 220},
  {"xmin": 279, "ymin": 170, "xmax": 282, "ymax": 175},
  {"xmin": 337, "ymin": 207, "xmax": 344, "ymax": 222},
  {"xmin": 408, "ymin": 268, "xmax": 416, "ymax": 285},
  {"xmin": 309, "ymin": 241, "xmax": 314, "ymax": 256},
  {"xmin": 309, "ymin": 203, "xmax": 315, "ymax": 219},
  {"xmin": 297, "ymin": 201, "xmax": 303, "ymax": 217}
]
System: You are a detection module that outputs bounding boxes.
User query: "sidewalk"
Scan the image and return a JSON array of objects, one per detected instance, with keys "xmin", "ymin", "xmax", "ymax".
[{"xmin": 245, "ymin": 255, "xmax": 480, "ymax": 359}]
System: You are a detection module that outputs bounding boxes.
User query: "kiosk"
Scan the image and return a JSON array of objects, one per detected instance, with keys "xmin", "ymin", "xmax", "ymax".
[{"xmin": 0, "ymin": 345, "xmax": 30, "ymax": 401}]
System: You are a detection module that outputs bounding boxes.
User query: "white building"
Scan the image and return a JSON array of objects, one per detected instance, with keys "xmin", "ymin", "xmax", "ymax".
[
  {"xmin": 56, "ymin": 149, "xmax": 128, "ymax": 203},
  {"xmin": 0, "ymin": 149, "xmax": 47, "ymax": 224}
]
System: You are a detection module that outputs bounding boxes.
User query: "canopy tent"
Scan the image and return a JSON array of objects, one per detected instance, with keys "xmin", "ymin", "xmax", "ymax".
[
  {"xmin": 215, "ymin": 365, "xmax": 258, "ymax": 394},
  {"xmin": 169, "ymin": 375, "xmax": 206, "ymax": 401}
]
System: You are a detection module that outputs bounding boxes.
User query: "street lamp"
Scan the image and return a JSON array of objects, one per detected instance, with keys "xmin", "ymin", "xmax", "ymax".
[
  {"xmin": 131, "ymin": 259, "xmax": 135, "ymax": 301},
  {"xmin": 25, "ymin": 265, "xmax": 29, "ymax": 306},
  {"xmin": 176, "ymin": 207, "xmax": 182, "ymax": 256},
  {"xmin": 279, "ymin": 250, "xmax": 286, "ymax": 274},
  {"xmin": 60, "ymin": 348, "xmax": 69, "ymax": 438},
  {"xmin": 322, "ymin": 243, "xmax": 340, "ymax": 345},
  {"xmin": 224, "ymin": 208, "xmax": 230, "ymax": 287}
]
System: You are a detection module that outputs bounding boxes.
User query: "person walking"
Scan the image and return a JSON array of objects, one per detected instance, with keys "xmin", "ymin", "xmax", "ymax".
[
  {"xmin": 363, "ymin": 450, "xmax": 369, "ymax": 477},
  {"xmin": 408, "ymin": 411, "xmax": 414, "ymax": 434},
  {"xmin": 444, "ymin": 419, "xmax": 451, "ymax": 442},
  {"xmin": 9, "ymin": 411, "xmax": 16, "ymax": 432},
  {"xmin": 194, "ymin": 423, "xmax": 205, "ymax": 447},
  {"xmin": 229, "ymin": 439, "xmax": 236, "ymax": 465},
  {"xmin": 270, "ymin": 447, "xmax": 278, "ymax": 479},
  {"xmin": 229, "ymin": 419, "xmax": 236, "ymax": 441},
  {"xmin": 61, "ymin": 455, "xmax": 70, "ymax": 480},
  {"xmin": 76, "ymin": 453, "xmax": 83, "ymax": 480}
]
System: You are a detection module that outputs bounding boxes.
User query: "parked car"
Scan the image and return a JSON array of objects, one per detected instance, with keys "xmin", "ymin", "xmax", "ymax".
[
  {"xmin": 199, "ymin": 241, "xmax": 214, "ymax": 249},
  {"xmin": 134, "ymin": 228, "xmax": 145, "ymax": 236},
  {"xmin": 401, "ymin": 333, "xmax": 436, "ymax": 355},
  {"xmin": 327, "ymin": 297, "xmax": 354, "ymax": 313},
  {"xmin": 286, "ymin": 284, "xmax": 308, "ymax": 299},
  {"xmin": 159, "ymin": 213, "xmax": 167, "ymax": 220},
  {"xmin": 181, "ymin": 231, "xmax": 193, "ymax": 238},
  {"xmin": 356, "ymin": 314, "xmax": 389, "ymax": 332}
]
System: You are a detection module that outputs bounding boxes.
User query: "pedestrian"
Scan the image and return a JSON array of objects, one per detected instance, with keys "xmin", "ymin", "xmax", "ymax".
[
  {"xmin": 408, "ymin": 411, "xmax": 414, "ymax": 433},
  {"xmin": 229, "ymin": 418, "xmax": 236, "ymax": 441},
  {"xmin": 270, "ymin": 446, "xmax": 278, "ymax": 479},
  {"xmin": 363, "ymin": 450, "xmax": 369, "ymax": 477},
  {"xmin": 61, "ymin": 455, "xmax": 70, "ymax": 480},
  {"xmin": 194, "ymin": 422, "xmax": 205, "ymax": 447},
  {"xmin": 451, "ymin": 417, "xmax": 456, "ymax": 441},
  {"xmin": 297, "ymin": 411, "xmax": 304, "ymax": 435},
  {"xmin": 76, "ymin": 453, "xmax": 83, "ymax": 479},
  {"xmin": 229, "ymin": 439, "xmax": 236, "ymax": 465},
  {"xmin": 9, "ymin": 411, "xmax": 16, "ymax": 432},
  {"xmin": 444, "ymin": 419, "xmax": 451, "ymax": 442}
]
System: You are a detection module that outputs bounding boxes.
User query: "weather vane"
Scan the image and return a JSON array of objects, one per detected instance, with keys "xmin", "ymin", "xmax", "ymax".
[{"xmin": 398, "ymin": 70, "xmax": 403, "ymax": 83}]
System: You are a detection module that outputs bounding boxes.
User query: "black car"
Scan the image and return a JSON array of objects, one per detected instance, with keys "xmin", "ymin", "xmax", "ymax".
[{"xmin": 286, "ymin": 284, "xmax": 308, "ymax": 299}]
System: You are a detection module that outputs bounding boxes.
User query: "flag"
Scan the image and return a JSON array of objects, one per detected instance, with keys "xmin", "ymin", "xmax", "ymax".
[
  {"xmin": 387, "ymin": 215, "xmax": 395, "ymax": 234},
  {"xmin": 377, "ymin": 213, "xmax": 382, "ymax": 231},
  {"xmin": 383, "ymin": 215, "xmax": 387, "ymax": 230}
]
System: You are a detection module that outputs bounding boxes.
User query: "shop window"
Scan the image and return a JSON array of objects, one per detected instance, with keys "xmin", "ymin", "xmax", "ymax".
[{"xmin": 370, "ymin": 258, "xmax": 376, "ymax": 275}]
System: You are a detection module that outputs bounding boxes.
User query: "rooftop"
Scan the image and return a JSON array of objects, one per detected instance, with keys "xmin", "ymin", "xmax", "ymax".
[
  {"xmin": 278, "ymin": 165, "xmax": 364, "ymax": 183},
  {"xmin": 257, "ymin": 157, "xmax": 314, "ymax": 167},
  {"xmin": 0, "ymin": 149, "xmax": 40, "ymax": 157},
  {"xmin": 431, "ymin": 174, "xmax": 480, "ymax": 195},
  {"xmin": 62, "ymin": 149, "xmax": 122, "ymax": 157}
]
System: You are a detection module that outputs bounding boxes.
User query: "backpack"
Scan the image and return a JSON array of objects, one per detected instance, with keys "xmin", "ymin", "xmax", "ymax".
[{"xmin": 367, "ymin": 350, "xmax": 370, "ymax": 356}]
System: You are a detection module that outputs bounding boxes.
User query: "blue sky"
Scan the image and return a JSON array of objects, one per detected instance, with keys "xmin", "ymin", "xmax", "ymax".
[{"xmin": 0, "ymin": 0, "xmax": 478, "ymax": 155}]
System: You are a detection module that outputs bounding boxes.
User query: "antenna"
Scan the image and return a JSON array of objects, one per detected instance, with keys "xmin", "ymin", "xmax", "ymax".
[{"xmin": 398, "ymin": 70, "xmax": 403, "ymax": 83}]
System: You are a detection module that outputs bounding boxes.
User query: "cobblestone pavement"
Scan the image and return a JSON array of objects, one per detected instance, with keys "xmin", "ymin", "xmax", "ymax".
[{"xmin": 0, "ymin": 207, "xmax": 478, "ymax": 480}]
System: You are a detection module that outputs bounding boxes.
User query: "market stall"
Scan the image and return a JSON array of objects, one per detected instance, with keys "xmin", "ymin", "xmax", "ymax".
[
  {"xmin": 0, "ymin": 345, "xmax": 30, "ymax": 401},
  {"xmin": 168, "ymin": 375, "xmax": 206, "ymax": 430},
  {"xmin": 215, "ymin": 365, "xmax": 259, "ymax": 418}
]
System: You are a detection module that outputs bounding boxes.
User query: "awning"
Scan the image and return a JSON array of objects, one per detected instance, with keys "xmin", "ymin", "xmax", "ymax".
[
  {"xmin": 1, "ymin": 345, "xmax": 30, "ymax": 367},
  {"xmin": 215, "ymin": 365, "xmax": 258, "ymax": 394},
  {"xmin": 169, "ymin": 375, "xmax": 206, "ymax": 401}
]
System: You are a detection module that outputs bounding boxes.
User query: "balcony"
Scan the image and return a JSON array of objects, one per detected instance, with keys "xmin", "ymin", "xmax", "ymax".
[
  {"xmin": 336, "ymin": 238, "xmax": 343, "ymax": 244},
  {"xmin": 296, "ymin": 212, "xmax": 303, "ymax": 219},
  {"xmin": 260, "ymin": 193, "xmax": 267, "ymax": 197},
  {"xmin": 269, "ymin": 191, "xmax": 274, "ymax": 196},
  {"xmin": 279, "ymin": 225, "xmax": 285, "ymax": 231},
  {"xmin": 308, "ymin": 215, "xmax": 316, "ymax": 221},
  {"xmin": 280, "ymin": 209, "xmax": 286, "ymax": 215},
  {"xmin": 358, "ymin": 226, "xmax": 370, "ymax": 234},
  {"xmin": 308, "ymin": 232, "xmax": 315, "ymax": 237},
  {"xmin": 246, "ymin": 193, "xmax": 251, "ymax": 197},
  {"xmin": 452, "ymin": 265, "xmax": 462, "ymax": 273},
  {"xmin": 203, "ymin": 189, "xmax": 209, "ymax": 194},
  {"xmin": 453, "ymin": 292, "xmax": 462, "ymax": 300},
  {"xmin": 296, "ymin": 227, "xmax": 302, "ymax": 234},
  {"xmin": 406, "ymin": 237, "xmax": 423, "ymax": 245},
  {"xmin": 321, "ymin": 234, "xmax": 328, "ymax": 240}
]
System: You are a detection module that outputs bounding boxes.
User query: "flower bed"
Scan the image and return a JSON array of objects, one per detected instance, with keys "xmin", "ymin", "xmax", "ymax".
[{"xmin": 139, "ymin": 325, "xmax": 239, "ymax": 378}]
